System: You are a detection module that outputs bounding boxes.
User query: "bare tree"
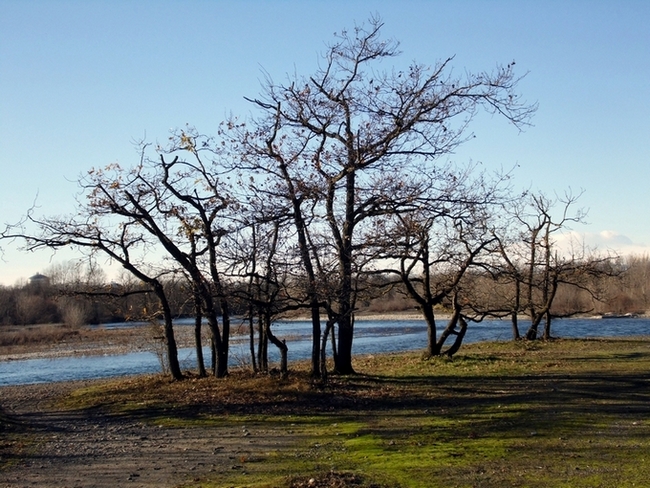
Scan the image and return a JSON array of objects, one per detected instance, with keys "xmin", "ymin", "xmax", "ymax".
[
  {"xmin": 142, "ymin": 136, "xmax": 238, "ymax": 377},
  {"xmin": 2, "ymin": 210, "xmax": 184, "ymax": 379},
  {"xmin": 225, "ymin": 215, "xmax": 294, "ymax": 377},
  {"xmin": 2, "ymin": 134, "xmax": 240, "ymax": 378},
  {"xmin": 500, "ymin": 191, "xmax": 616, "ymax": 340},
  {"xmin": 374, "ymin": 166, "xmax": 509, "ymax": 356},
  {"xmin": 238, "ymin": 16, "xmax": 536, "ymax": 374}
]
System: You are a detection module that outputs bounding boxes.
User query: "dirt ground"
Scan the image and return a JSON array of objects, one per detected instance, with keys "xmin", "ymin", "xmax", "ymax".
[
  {"xmin": 1, "ymin": 379, "xmax": 299, "ymax": 488},
  {"xmin": 0, "ymin": 325, "xmax": 299, "ymax": 488},
  {"xmin": 5, "ymin": 329, "xmax": 650, "ymax": 488}
]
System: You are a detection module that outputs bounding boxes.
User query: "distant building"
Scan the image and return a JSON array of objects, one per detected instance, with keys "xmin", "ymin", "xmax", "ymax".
[{"xmin": 29, "ymin": 273, "xmax": 50, "ymax": 286}]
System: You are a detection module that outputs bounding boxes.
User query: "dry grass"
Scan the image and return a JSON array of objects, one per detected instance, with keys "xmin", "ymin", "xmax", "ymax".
[
  {"xmin": 0, "ymin": 324, "xmax": 80, "ymax": 347},
  {"xmin": 0, "ymin": 324, "xmax": 147, "ymax": 356}
]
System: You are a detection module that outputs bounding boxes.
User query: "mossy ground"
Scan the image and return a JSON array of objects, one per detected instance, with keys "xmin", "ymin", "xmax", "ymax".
[{"xmin": 29, "ymin": 338, "xmax": 650, "ymax": 486}]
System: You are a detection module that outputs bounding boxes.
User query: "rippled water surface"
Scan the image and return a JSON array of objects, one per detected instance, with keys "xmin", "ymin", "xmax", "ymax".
[{"xmin": 2, "ymin": 317, "xmax": 650, "ymax": 386}]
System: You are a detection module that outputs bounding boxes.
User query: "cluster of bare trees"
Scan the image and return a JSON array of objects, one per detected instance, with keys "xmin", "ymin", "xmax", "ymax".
[{"xmin": 2, "ymin": 18, "xmax": 622, "ymax": 380}]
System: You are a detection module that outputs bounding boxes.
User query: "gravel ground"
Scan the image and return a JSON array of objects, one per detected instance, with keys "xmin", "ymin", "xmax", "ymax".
[
  {"xmin": 0, "ymin": 324, "xmax": 298, "ymax": 488},
  {"xmin": 1, "ymin": 380, "xmax": 296, "ymax": 488}
]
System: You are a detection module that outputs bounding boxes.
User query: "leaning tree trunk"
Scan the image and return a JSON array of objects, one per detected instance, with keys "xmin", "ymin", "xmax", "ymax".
[
  {"xmin": 436, "ymin": 305, "xmax": 462, "ymax": 356},
  {"xmin": 162, "ymin": 314, "xmax": 182, "ymax": 380},
  {"xmin": 264, "ymin": 312, "xmax": 288, "ymax": 378},
  {"xmin": 526, "ymin": 313, "xmax": 543, "ymax": 340},
  {"xmin": 153, "ymin": 284, "xmax": 183, "ymax": 381},
  {"xmin": 319, "ymin": 318, "xmax": 335, "ymax": 384},
  {"xmin": 126, "ymin": 273, "xmax": 182, "ymax": 380},
  {"xmin": 443, "ymin": 316, "xmax": 468, "ymax": 357}
]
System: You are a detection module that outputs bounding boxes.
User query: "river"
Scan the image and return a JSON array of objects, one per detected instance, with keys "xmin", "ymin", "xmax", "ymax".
[{"xmin": 2, "ymin": 317, "xmax": 649, "ymax": 386}]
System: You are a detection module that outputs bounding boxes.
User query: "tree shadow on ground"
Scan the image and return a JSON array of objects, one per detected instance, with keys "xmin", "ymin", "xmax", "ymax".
[{"xmin": 51, "ymin": 366, "xmax": 649, "ymax": 446}]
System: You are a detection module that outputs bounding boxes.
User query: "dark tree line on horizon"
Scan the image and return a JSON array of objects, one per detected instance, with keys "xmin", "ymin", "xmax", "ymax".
[{"xmin": 1, "ymin": 18, "xmax": 624, "ymax": 381}]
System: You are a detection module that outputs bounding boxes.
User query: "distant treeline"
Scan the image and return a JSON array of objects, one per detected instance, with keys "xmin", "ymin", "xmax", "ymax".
[{"xmin": 1, "ymin": 254, "xmax": 647, "ymax": 328}]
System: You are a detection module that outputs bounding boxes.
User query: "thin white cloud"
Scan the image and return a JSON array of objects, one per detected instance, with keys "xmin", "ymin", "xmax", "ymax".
[{"xmin": 556, "ymin": 230, "xmax": 649, "ymax": 257}]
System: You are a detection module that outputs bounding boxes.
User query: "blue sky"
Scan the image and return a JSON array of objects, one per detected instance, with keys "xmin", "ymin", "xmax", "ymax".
[{"xmin": 1, "ymin": 0, "xmax": 649, "ymax": 285}]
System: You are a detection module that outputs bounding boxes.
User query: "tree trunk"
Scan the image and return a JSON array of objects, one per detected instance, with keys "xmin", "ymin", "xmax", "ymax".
[
  {"xmin": 219, "ymin": 298, "xmax": 231, "ymax": 377},
  {"xmin": 162, "ymin": 314, "xmax": 182, "ymax": 380},
  {"xmin": 334, "ymin": 314, "xmax": 355, "ymax": 374},
  {"xmin": 258, "ymin": 310, "xmax": 268, "ymax": 372},
  {"xmin": 330, "ymin": 320, "xmax": 338, "ymax": 364},
  {"xmin": 190, "ymin": 244, "xmax": 205, "ymax": 377},
  {"xmin": 206, "ymin": 314, "xmax": 227, "ymax": 378},
  {"xmin": 210, "ymin": 333, "xmax": 216, "ymax": 373},
  {"xmin": 154, "ymin": 285, "xmax": 182, "ymax": 381},
  {"xmin": 277, "ymin": 158, "xmax": 321, "ymax": 378},
  {"xmin": 310, "ymin": 302, "xmax": 322, "ymax": 378},
  {"xmin": 264, "ymin": 312, "xmax": 288, "ymax": 378},
  {"xmin": 436, "ymin": 306, "xmax": 461, "ymax": 355},
  {"xmin": 248, "ymin": 312, "xmax": 257, "ymax": 373},
  {"xmin": 332, "ymin": 169, "xmax": 356, "ymax": 375},
  {"xmin": 511, "ymin": 311, "xmax": 520, "ymax": 340},
  {"xmin": 215, "ymin": 343, "xmax": 228, "ymax": 378},
  {"xmin": 511, "ymin": 280, "xmax": 521, "ymax": 340},
  {"xmin": 320, "ymin": 318, "xmax": 335, "ymax": 383},
  {"xmin": 525, "ymin": 314, "xmax": 542, "ymax": 340},
  {"xmin": 444, "ymin": 316, "xmax": 468, "ymax": 357},
  {"xmin": 194, "ymin": 307, "xmax": 206, "ymax": 377},
  {"xmin": 422, "ymin": 306, "xmax": 438, "ymax": 357},
  {"xmin": 542, "ymin": 310, "xmax": 553, "ymax": 340}
]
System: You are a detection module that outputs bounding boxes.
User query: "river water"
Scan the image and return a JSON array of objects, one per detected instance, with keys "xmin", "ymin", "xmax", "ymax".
[{"xmin": 2, "ymin": 317, "xmax": 649, "ymax": 386}]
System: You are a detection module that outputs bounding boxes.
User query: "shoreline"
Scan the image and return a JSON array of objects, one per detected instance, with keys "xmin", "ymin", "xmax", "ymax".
[
  {"xmin": 0, "ymin": 325, "xmax": 202, "ymax": 363},
  {"xmin": 0, "ymin": 312, "xmax": 430, "ymax": 362},
  {"xmin": 1, "ymin": 312, "xmax": 646, "ymax": 363}
]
